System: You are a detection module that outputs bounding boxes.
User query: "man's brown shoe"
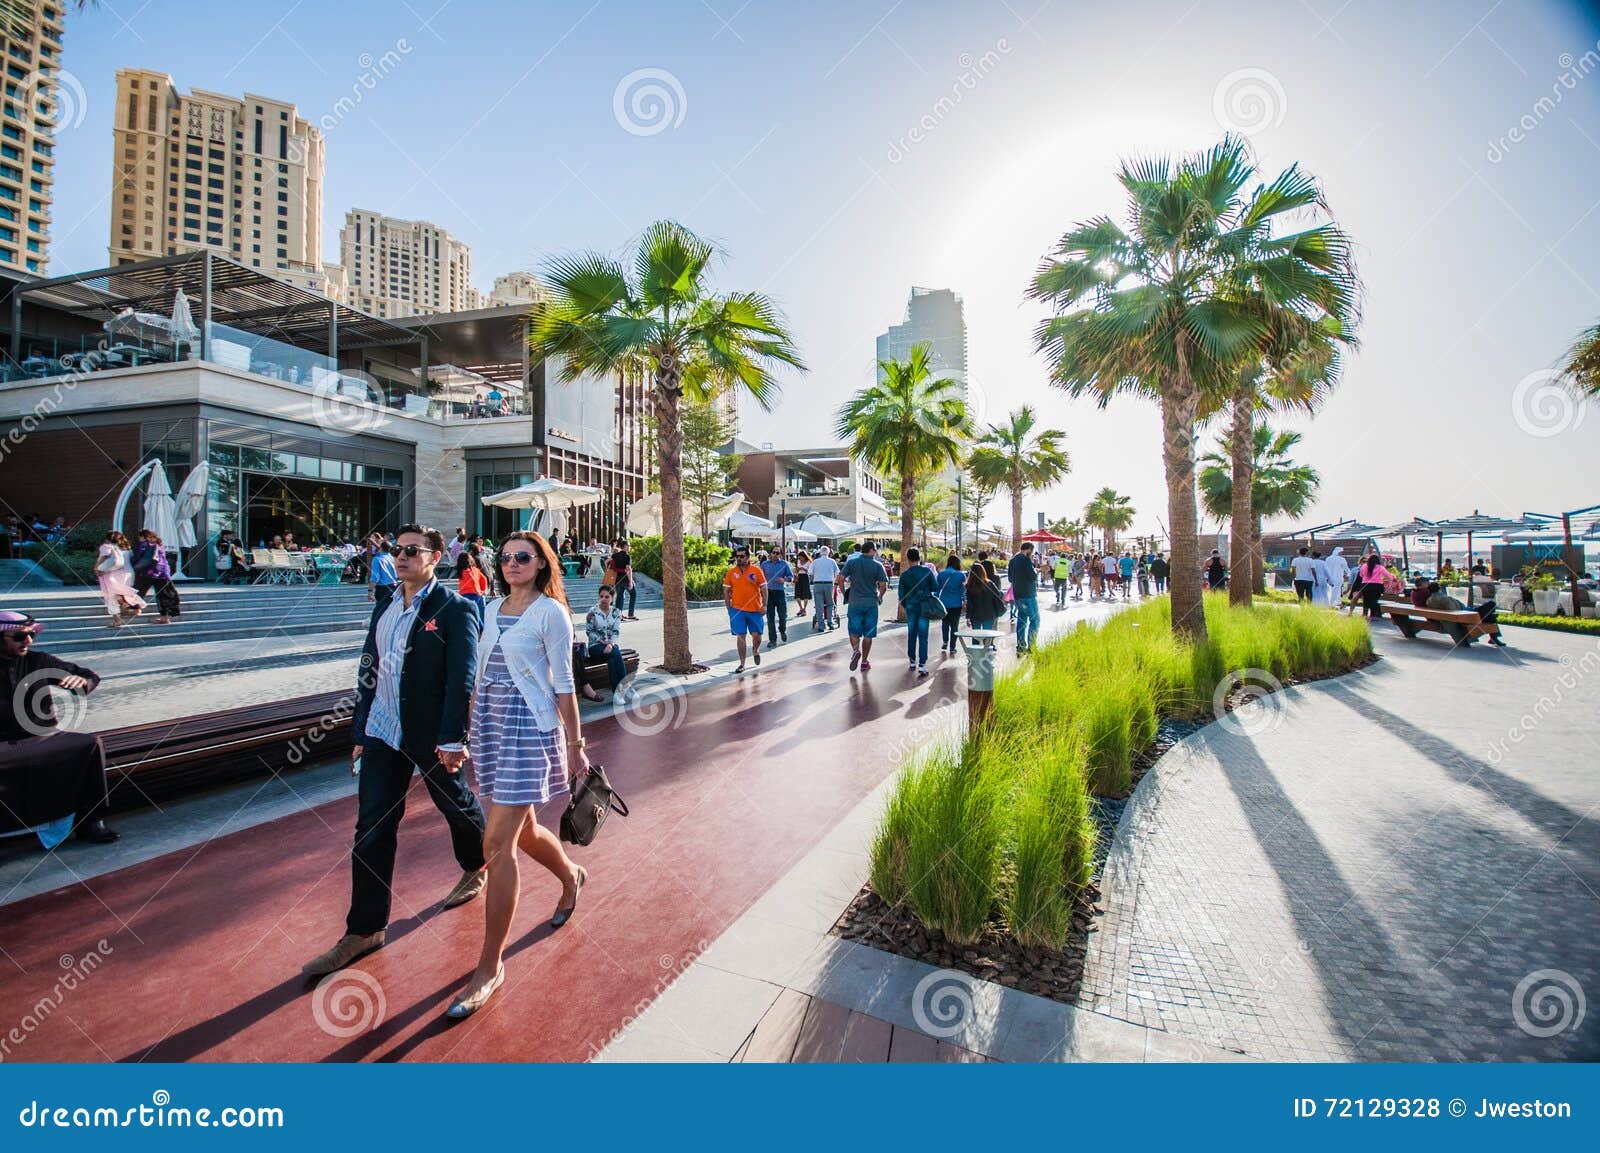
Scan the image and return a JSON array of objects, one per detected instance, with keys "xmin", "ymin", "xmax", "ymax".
[
  {"xmin": 301, "ymin": 931, "xmax": 384, "ymax": 977},
  {"xmin": 442, "ymin": 868, "xmax": 487, "ymax": 909}
]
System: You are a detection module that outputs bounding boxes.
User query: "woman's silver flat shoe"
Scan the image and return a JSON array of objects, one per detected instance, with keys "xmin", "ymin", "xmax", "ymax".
[
  {"xmin": 445, "ymin": 966, "xmax": 504, "ymax": 1020},
  {"xmin": 551, "ymin": 866, "xmax": 588, "ymax": 929}
]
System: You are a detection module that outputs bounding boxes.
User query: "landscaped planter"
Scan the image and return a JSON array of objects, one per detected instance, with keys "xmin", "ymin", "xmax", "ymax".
[{"xmin": 1532, "ymin": 589, "xmax": 1561, "ymax": 614}]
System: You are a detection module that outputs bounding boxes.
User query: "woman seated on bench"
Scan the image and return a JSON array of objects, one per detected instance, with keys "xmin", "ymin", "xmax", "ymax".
[
  {"xmin": 577, "ymin": 584, "xmax": 631, "ymax": 703},
  {"xmin": 1420, "ymin": 581, "xmax": 1508, "ymax": 648}
]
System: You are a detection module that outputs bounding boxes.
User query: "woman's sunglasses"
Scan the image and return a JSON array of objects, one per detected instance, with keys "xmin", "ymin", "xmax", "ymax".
[{"xmin": 501, "ymin": 550, "xmax": 538, "ymax": 566}]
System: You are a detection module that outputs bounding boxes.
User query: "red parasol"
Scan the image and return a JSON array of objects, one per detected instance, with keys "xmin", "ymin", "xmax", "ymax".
[{"xmin": 1020, "ymin": 529, "xmax": 1066, "ymax": 543}]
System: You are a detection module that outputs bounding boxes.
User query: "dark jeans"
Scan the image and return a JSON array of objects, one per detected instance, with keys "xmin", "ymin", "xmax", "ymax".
[
  {"xmin": 134, "ymin": 573, "xmax": 180, "ymax": 617},
  {"xmin": 1294, "ymin": 579, "xmax": 1314, "ymax": 602},
  {"xmin": 347, "ymin": 740, "xmax": 486, "ymax": 935},
  {"xmin": 618, "ymin": 580, "xmax": 637, "ymax": 615},
  {"xmin": 586, "ymin": 641, "xmax": 627, "ymax": 690},
  {"xmin": 906, "ymin": 612, "xmax": 930, "ymax": 665},
  {"xmin": 462, "ymin": 593, "xmax": 485, "ymax": 626},
  {"xmin": 766, "ymin": 588, "xmax": 788, "ymax": 644},
  {"xmin": 1054, "ymin": 577, "xmax": 1068, "ymax": 606},
  {"xmin": 940, "ymin": 603, "xmax": 963, "ymax": 650}
]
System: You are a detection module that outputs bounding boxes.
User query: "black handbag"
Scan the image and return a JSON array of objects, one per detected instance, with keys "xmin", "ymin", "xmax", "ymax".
[{"xmin": 560, "ymin": 763, "xmax": 629, "ymax": 846}]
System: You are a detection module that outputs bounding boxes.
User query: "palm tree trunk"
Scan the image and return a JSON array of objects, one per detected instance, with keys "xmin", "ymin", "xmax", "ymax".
[
  {"xmin": 1252, "ymin": 516, "xmax": 1266, "ymax": 594},
  {"xmin": 1010, "ymin": 483, "xmax": 1023, "ymax": 553},
  {"xmin": 654, "ymin": 363, "xmax": 694, "ymax": 673},
  {"xmin": 1228, "ymin": 379, "xmax": 1255, "ymax": 607},
  {"xmin": 1162, "ymin": 360, "xmax": 1208, "ymax": 643}
]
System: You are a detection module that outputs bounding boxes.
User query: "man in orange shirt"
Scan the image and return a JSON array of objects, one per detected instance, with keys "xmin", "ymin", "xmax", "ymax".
[{"xmin": 723, "ymin": 545, "xmax": 768, "ymax": 673}]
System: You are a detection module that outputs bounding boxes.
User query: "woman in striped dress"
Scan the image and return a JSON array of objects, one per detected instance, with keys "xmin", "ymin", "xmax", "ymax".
[{"xmin": 447, "ymin": 530, "xmax": 591, "ymax": 1020}]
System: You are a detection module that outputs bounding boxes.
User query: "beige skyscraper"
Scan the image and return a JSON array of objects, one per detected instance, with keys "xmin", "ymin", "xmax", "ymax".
[
  {"xmin": 335, "ymin": 209, "xmax": 482, "ymax": 319},
  {"xmin": 0, "ymin": 3, "xmax": 65, "ymax": 275},
  {"xmin": 108, "ymin": 69, "xmax": 329, "ymax": 293}
]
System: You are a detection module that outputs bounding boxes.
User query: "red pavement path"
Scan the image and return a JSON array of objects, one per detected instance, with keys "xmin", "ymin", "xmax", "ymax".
[{"xmin": 0, "ymin": 645, "xmax": 971, "ymax": 1063}]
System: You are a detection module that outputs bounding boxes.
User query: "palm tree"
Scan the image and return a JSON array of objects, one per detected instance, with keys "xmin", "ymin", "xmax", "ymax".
[
  {"xmin": 1030, "ymin": 136, "xmax": 1357, "ymax": 640},
  {"xmin": 837, "ymin": 342, "xmax": 971, "ymax": 568},
  {"xmin": 1200, "ymin": 425, "xmax": 1319, "ymax": 591},
  {"xmin": 1565, "ymin": 321, "xmax": 1600, "ymax": 395},
  {"xmin": 527, "ymin": 221, "xmax": 802, "ymax": 673},
  {"xmin": 965, "ymin": 405, "xmax": 1071, "ymax": 551},
  {"xmin": 1083, "ymin": 488, "xmax": 1135, "ymax": 553},
  {"xmin": 1048, "ymin": 516, "xmax": 1086, "ymax": 549}
]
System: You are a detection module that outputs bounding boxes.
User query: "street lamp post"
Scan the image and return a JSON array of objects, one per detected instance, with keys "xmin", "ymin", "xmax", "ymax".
[
  {"xmin": 956, "ymin": 473, "xmax": 964, "ymax": 554},
  {"xmin": 780, "ymin": 497, "xmax": 787, "ymax": 555}
]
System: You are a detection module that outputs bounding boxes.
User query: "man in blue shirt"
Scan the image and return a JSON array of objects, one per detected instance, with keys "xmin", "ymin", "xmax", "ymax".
[
  {"xmin": 368, "ymin": 539, "xmax": 398, "ymax": 611},
  {"xmin": 759, "ymin": 550, "xmax": 794, "ymax": 646},
  {"xmin": 842, "ymin": 541, "xmax": 889, "ymax": 672},
  {"xmin": 1007, "ymin": 542, "xmax": 1041, "ymax": 654}
]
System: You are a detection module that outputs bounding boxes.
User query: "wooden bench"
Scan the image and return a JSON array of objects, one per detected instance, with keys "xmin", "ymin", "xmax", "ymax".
[
  {"xmin": 97, "ymin": 649, "xmax": 642, "ymax": 809},
  {"xmin": 1377, "ymin": 600, "xmax": 1502, "ymax": 646}
]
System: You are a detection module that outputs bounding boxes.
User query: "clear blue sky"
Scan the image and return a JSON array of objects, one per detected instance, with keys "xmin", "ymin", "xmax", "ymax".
[{"xmin": 48, "ymin": 0, "xmax": 1600, "ymax": 536}]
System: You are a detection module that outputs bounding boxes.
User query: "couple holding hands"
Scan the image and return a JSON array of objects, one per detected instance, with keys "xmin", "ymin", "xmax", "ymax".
[{"xmin": 301, "ymin": 523, "xmax": 589, "ymax": 1020}]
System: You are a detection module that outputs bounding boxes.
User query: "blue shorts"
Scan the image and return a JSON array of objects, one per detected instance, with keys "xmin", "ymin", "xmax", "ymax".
[
  {"xmin": 728, "ymin": 608, "xmax": 765, "ymax": 636},
  {"xmin": 847, "ymin": 603, "xmax": 879, "ymax": 638}
]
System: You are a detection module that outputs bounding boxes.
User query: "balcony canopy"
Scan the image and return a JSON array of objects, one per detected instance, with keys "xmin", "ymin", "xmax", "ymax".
[{"xmin": 14, "ymin": 251, "xmax": 418, "ymax": 353}]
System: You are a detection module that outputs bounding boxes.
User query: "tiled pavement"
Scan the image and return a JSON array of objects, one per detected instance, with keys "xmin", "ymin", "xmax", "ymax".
[{"xmin": 1081, "ymin": 624, "xmax": 1600, "ymax": 1061}]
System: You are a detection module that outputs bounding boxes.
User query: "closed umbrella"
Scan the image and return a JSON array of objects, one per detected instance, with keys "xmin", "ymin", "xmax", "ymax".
[
  {"xmin": 142, "ymin": 461, "xmax": 181, "ymax": 547},
  {"xmin": 171, "ymin": 462, "xmax": 209, "ymax": 548},
  {"xmin": 171, "ymin": 289, "xmax": 199, "ymax": 347}
]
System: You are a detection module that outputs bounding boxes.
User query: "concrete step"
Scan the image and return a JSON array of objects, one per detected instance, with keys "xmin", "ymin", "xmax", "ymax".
[{"xmin": 44, "ymin": 618, "xmax": 373, "ymax": 655}]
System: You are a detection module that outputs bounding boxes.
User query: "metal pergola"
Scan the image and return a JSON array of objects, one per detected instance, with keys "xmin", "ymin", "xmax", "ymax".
[{"xmin": 9, "ymin": 250, "xmax": 425, "ymax": 365}]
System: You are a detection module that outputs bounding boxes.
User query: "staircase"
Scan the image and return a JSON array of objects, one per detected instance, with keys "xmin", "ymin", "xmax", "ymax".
[
  {"xmin": 9, "ymin": 574, "xmax": 666, "ymax": 655},
  {"xmin": 6, "ymin": 583, "xmax": 376, "ymax": 655}
]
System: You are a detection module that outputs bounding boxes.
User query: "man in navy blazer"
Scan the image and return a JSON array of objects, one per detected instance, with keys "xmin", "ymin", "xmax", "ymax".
[{"xmin": 304, "ymin": 523, "xmax": 488, "ymax": 977}]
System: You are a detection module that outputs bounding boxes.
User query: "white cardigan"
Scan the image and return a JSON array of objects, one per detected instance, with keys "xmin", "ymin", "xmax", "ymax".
[{"xmin": 475, "ymin": 594, "xmax": 576, "ymax": 732}]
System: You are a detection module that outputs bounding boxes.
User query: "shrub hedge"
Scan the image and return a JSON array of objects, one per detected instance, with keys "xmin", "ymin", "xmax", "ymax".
[{"xmin": 869, "ymin": 594, "xmax": 1373, "ymax": 950}]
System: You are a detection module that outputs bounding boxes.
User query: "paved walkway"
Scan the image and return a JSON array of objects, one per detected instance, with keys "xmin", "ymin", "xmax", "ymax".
[
  {"xmin": 1081, "ymin": 624, "xmax": 1600, "ymax": 1061},
  {"xmin": 0, "ymin": 597, "xmax": 1108, "ymax": 1062}
]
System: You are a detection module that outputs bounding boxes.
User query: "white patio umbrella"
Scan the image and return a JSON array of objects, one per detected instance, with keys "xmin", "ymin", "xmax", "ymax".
[
  {"xmin": 624, "ymin": 492, "xmax": 746, "ymax": 537},
  {"xmin": 142, "ymin": 461, "xmax": 181, "ymax": 546},
  {"xmin": 796, "ymin": 512, "xmax": 861, "ymax": 539},
  {"xmin": 171, "ymin": 462, "xmax": 209, "ymax": 548},
  {"xmin": 171, "ymin": 289, "xmax": 199, "ymax": 346},
  {"xmin": 482, "ymin": 477, "xmax": 602, "ymax": 537},
  {"xmin": 855, "ymin": 518, "xmax": 901, "ymax": 535}
]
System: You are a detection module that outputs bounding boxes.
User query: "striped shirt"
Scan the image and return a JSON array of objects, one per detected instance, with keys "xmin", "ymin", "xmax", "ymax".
[{"xmin": 362, "ymin": 579, "xmax": 460, "ymax": 753}]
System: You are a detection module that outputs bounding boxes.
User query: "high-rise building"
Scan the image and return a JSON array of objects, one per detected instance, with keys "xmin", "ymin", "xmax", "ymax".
[
  {"xmin": 108, "ymin": 69, "xmax": 328, "ymax": 293},
  {"xmin": 335, "ymin": 209, "xmax": 482, "ymax": 319},
  {"xmin": 0, "ymin": 3, "xmax": 65, "ymax": 275},
  {"xmin": 487, "ymin": 270, "xmax": 548, "ymax": 306},
  {"xmin": 875, "ymin": 287, "xmax": 968, "ymax": 401}
]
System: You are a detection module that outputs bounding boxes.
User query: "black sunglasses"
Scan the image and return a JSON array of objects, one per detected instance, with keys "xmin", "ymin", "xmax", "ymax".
[
  {"xmin": 501, "ymin": 550, "xmax": 538, "ymax": 566},
  {"xmin": 395, "ymin": 544, "xmax": 436, "ymax": 558}
]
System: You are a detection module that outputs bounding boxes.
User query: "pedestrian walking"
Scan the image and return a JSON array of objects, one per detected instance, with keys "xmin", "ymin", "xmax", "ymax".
[
  {"xmin": 94, "ymin": 532, "xmax": 145, "ymax": 627},
  {"xmin": 759, "ymin": 549, "xmax": 793, "ymax": 646},
  {"xmin": 1053, "ymin": 552, "xmax": 1071, "ymax": 607},
  {"xmin": 456, "ymin": 544, "xmax": 491, "ymax": 625},
  {"xmin": 935, "ymin": 553, "xmax": 967, "ymax": 655},
  {"xmin": 131, "ymin": 530, "xmax": 181, "ymax": 623},
  {"xmin": 446, "ymin": 529, "xmax": 590, "ymax": 1019},
  {"xmin": 368, "ymin": 539, "xmax": 398, "ymax": 611},
  {"xmin": 1070, "ymin": 554, "xmax": 1086, "ymax": 600},
  {"xmin": 610, "ymin": 541, "xmax": 638, "ymax": 620},
  {"xmin": 1119, "ymin": 551, "xmax": 1136, "ymax": 599},
  {"xmin": 723, "ymin": 545, "xmax": 768, "ymax": 672},
  {"xmin": 965, "ymin": 559, "xmax": 1005, "ymax": 631},
  {"xmin": 842, "ymin": 540, "xmax": 889, "ymax": 672},
  {"xmin": 303, "ymin": 524, "xmax": 487, "ymax": 978},
  {"xmin": 1150, "ymin": 553, "xmax": 1169, "ymax": 593},
  {"xmin": 793, "ymin": 551, "xmax": 812, "ymax": 617},
  {"xmin": 809, "ymin": 546, "xmax": 839, "ymax": 631},
  {"xmin": 1008, "ymin": 542, "xmax": 1041, "ymax": 654},
  {"xmin": 898, "ymin": 547, "xmax": 937, "ymax": 675}
]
